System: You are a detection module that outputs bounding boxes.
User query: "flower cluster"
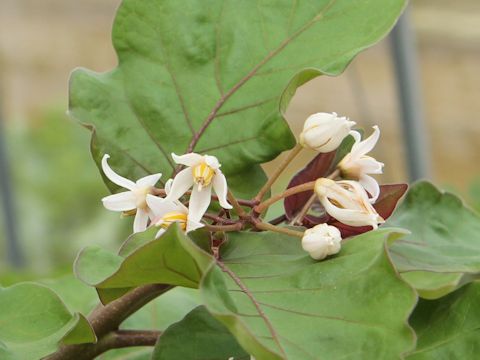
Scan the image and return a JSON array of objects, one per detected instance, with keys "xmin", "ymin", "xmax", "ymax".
[
  {"xmin": 298, "ymin": 112, "xmax": 385, "ymax": 260},
  {"xmin": 101, "ymin": 152, "xmax": 231, "ymax": 237},
  {"xmin": 99, "ymin": 111, "xmax": 390, "ymax": 262}
]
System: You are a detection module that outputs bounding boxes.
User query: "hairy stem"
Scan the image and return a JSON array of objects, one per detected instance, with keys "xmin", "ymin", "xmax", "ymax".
[
  {"xmin": 254, "ymin": 181, "xmax": 316, "ymax": 214},
  {"xmin": 46, "ymin": 284, "xmax": 170, "ymax": 360},
  {"xmin": 254, "ymin": 143, "xmax": 303, "ymax": 202}
]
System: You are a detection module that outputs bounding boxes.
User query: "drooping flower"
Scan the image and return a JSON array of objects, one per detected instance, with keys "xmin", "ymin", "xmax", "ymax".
[
  {"xmin": 299, "ymin": 112, "xmax": 356, "ymax": 152},
  {"xmin": 101, "ymin": 154, "xmax": 161, "ymax": 233},
  {"xmin": 146, "ymin": 194, "xmax": 203, "ymax": 238},
  {"xmin": 338, "ymin": 126, "xmax": 384, "ymax": 202},
  {"xmin": 314, "ymin": 178, "xmax": 384, "ymax": 229},
  {"xmin": 302, "ymin": 223, "xmax": 342, "ymax": 260},
  {"xmin": 165, "ymin": 153, "xmax": 232, "ymax": 223}
]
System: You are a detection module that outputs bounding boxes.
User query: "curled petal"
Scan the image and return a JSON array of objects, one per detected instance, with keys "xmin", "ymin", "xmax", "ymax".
[
  {"xmin": 204, "ymin": 155, "xmax": 221, "ymax": 170},
  {"xmin": 165, "ymin": 168, "xmax": 194, "ymax": 201},
  {"xmin": 356, "ymin": 157, "xmax": 384, "ymax": 174},
  {"xmin": 133, "ymin": 208, "xmax": 149, "ymax": 233},
  {"xmin": 102, "ymin": 191, "xmax": 137, "ymax": 211},
  {"xmin": 136, "ymin": 173, "xmax": 162, "ymax": 188},
  {"xmin": 360, "ymin": 174, "xmax": 380, "ymax": 203},
  {"xmin": 172, "ymin": 152, "xmax": 203, "ymax": 167},
  {"xmin": 212, "ymin": 171, "xmax": 232, "ymax": 209},
  {"xmin": 164, "ymin": 178, "xmax": 173, "ymax": 194},
  {"xmin": 322, "ymin": 199, "xmax": 381, "ymax": 229},
  {"xmin": 186, "ymin": 219, "xmax": 205, "ymax": 233},
  {"xmin": 188, "ymin": 185, "xmax": 212, "ymax": 223},
  {"xmin": 101, "ymin": 154, "xmax": 136, "ymax": 190},
  {"xmin": 349, "ymin": 130, "xmax": 362, "ymax": 144},
  {"xmin": 351, "ymin": 125, "xmax": 380, "ymax": 157}
]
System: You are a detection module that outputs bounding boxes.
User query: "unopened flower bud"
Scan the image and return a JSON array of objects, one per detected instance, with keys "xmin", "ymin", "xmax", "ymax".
[
  {"xmin": 302, "ymin": 224, "xmax": 342, "ymax": 260},
  {"xmin": 299, "ymin": 112, "xmax": 355, "ymax": 152}
]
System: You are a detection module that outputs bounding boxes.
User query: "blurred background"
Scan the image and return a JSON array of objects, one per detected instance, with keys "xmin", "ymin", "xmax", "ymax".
[{"xmin": 0, "ymin": 0, "xmax": 479, "ymax": 276}]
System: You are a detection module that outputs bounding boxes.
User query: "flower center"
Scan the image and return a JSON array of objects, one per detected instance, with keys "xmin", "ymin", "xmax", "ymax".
[
  {"xmin": 157, "ymin": 211, "xmax": 188, "ymax": 231},
  {"xmin": 192, "ymin": 162, "xmax": 215, "ymax": 191},
  {"xmin": 133, "ymin": 187, "xmax": 152, "ymax": 209}
]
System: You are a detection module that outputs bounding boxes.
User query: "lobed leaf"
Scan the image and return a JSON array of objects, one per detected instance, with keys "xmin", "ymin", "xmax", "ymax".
[
  {"xmin": 407, "ymin": 282, "xmax": 480, "ymax": 359},
  {"xmin": 69, "ymin": 0, "xmax": 407, "ymax": 198},
  {"xmin": 200, "ymin": 228, "xmax": 417, "ymax": 359},
  {"xmin": 388, "ymin": 181, "xmax": 480, "ymax": 299}
]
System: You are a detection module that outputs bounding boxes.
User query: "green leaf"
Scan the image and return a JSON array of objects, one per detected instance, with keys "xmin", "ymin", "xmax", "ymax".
[
  {"xmin": 69, "ymin": 0, "xmax": 406, "ymax": 196},
  {"xmin": 74, "ymin": 225, "xmax": 213, "ymax": 303},
  {"xmin": 0, "ymin": 283, "xmax": 96, "ymax": 360},
  {"xmin": 200, "ymin": 228, "xmax": 416, "ymax": 360},
  {"xmin": 152, "ymin": 306, "xmax": 248, "ymax": 360},
  {"xmin": 387, "ymin": 181, "xmax": 480, "ymax": 298},
  {"xmin": 407, "ymin": 282, "xmax": 480, "ymax": 359}
]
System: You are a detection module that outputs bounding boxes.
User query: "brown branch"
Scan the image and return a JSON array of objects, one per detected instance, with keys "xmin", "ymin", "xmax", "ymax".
[
  {"xmin": 254, "ymin": 221, "xmax": 304, "ymax": 238},
  {"xmin": 254, "ymin": 181, "xmax": 316, "ymax": 214},
  {"xmin": 150, "ymin": 188, "xmax": 257, "ymax": 207},
  {"xmin": 46, "ymin": 284, "xmax": 171, "ymax": 360},
  {"xmin": 268, "ymin": 214, "xmax": 287, "ymax": 225},
  {"xmin": 204, "ymin": 222, "xmax": 243, "ymax": 232}
]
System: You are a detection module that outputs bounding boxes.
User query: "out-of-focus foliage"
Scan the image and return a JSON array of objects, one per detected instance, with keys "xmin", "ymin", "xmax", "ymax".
[{"xmin": 1, "ymin": 106, "xmax": 130, "ymax": 274}]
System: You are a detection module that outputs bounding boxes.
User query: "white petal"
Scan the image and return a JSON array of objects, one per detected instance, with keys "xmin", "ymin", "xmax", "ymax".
[
  {"xmin": 102, "ymin": 191, "xmax": 137, "ymax": 211},
  {"xmin": 212, "ymin": 172, "xmax": 233, "ymax": 209},
  {"xmin": 352, "ymin": 126, "xmax": 380, "ymax": 157},
  {"xmin": 349, "ymin": 130, "xmax": 362, "ymax": 144},
  {"xmin": 164, "ymin": 179, "xmax": 173, "ymax": 195},
  {"xmin": 101, "ymin": 154, "xmax": 136, "ymax": 190},
  {"xmin": 356, "ymin": 157, "xmax": 384, "ymax": 174},
  {"xmin": 360, "ymin": 175, "xmax": 380, "ymax": 203},
  {"xmin": 172, "ymin": 152, "xmax": 203, "ymax": 166},
  {"xmin": 188, "ymin": 185, "xmax": 212, "ymax": 223},
  {"xmin": 133, "ymin": 208, "xmax": 149, "ymax": 233},
  {"xmin": 155, "ymin": 228, "xmax": 166, "ymax": 239},
  {"xmin": 186, "ymin": 219, "xmax": 205, "ymax": 233},
  {"xmin": 146, "ymin": 194, "xmax": 182, "ymax": 218},
  {"xmin": 136, "ymin": 173, "xmax": 162, "ymax": 188},
  {"xmin": 204, "ymin": 155, "xmax": 221, "ymax": 169},
  {"xmin": 165, "ymin": 168, "xmax": 194, "ymax": 201}
]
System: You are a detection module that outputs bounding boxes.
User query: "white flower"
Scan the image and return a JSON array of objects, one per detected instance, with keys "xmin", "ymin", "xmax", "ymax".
[
  {"xmin": 146, "ymin": 194, "xmax": 203, "ymax": 238},
  {"xmin": 165, "ymin": 153, "xmax": 232, "ymax": 223},
  {"xmin": 314, "ymin": 178, "xmax": 384, "ymax": 229},
  {"xmin": 338, "ymin": 126, "xmax": 384, "ymax": 202},
  {"xmin": 299, "ymin": 112, "xmax": 356, "ymax": 152},
  {"xmin": 101, "ymin": 154, "xmax": 161, "ymax": 233},
  {"xmin": 302, "ymin": 224, "xmax": 342, "ymax": 260}
]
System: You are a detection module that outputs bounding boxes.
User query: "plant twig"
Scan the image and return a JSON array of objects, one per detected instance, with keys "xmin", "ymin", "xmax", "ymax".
[
  {"xmin": 269, "ymin": 214, "xmax": 287, "ymax": 225},
  {"xmin": 46, "ymin": 284, "xmax": 171, "ymax": 360},
  {"xmin": 227, "ymin": 189, "xmax": 247, "ymax": 218},
  {"xmin": 203, "ymin": 213, "xmax": 237, "ymax": 225},
  {"xmin": 254, "ymin": 221, "xmax": 304, "ymax": 238},
  {"xmin": 254, "ymin": 143, "xmax": 303, "ymax": 202},
  {"xmin": 254, "ymin": 181, "xmax": 316, "ymax": 214},
  {"xmin": 151, "ymin": 188, "xmax": 257, "ymax": 207},
  {"xmin": 204, "ymin": 222, "xmax": 243, "ymax": 232}
]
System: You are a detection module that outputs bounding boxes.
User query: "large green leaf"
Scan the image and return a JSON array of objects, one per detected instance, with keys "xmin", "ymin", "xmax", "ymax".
[
  {"xmin": 152, "ymin": 306, "xmax": 248, "ymax": 360},
  {"xmin": 200, "ymin": 228, "xmax": 417, "ymax": 360},
  {"xmin": 75, "ymin": 223, "xmax": 416, "ymax": 359},
  {"xmin": 0, "ymin": 283, "xmax": 96, "ymax": 360},
  {"xmin": 407, "ymin": 282, "xmax": 480, "ymax": 359},
  {"xmin": 74, "ymin": 225, "xmax": 213, "ymax": 303},
  {"xmin": 69, "ymin": 0, "xmax": 406, "ymax": 197},
  {"xmin": 387, "ymin": 181, "xmax": 480, "ymax": 299}
]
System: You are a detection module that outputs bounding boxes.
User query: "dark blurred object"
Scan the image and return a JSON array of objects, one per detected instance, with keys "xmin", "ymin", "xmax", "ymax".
[
  {"xmin": 0, "ymin": 101, "xmax": 24, "ymax": 267},
  {"xmin": 391, "ymin": 7, "xmax": 431, "ymax": 181}
]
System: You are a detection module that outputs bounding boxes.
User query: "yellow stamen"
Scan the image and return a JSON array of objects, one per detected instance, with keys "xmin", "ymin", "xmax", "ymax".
[
  {"xmin": 192, "ymin": 162, "xmax": 215, "ymax": 190},
  {"xmin": 158, "ymin": 211, "xmax": 188, "ymax": 231}
]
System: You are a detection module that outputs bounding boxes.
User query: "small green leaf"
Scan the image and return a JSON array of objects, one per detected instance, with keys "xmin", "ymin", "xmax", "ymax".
[
  {"xmin": 152, "ymin": 306, "xmax": 248, "ymax": 360},
  {"xmin": 388, "ymin": 181, "xmax": 480, "ymax": 298},
  {"xmin": 74, "ymin": 225, "xmax": 213, "ymax": 303},
  {"xmin": 0, "ymin": 283, "xmax": 96, "ymax": 360},
  {"xmin": 69, "ymin": 0, "xmax": 407, "ymax": 197},
  {"xmin": 200, "ymin": 228, "xmax": 416, "ymax": 360},
  {"xmin": 408, "ymin": 282, "xmax": 480, "ymax": 359}
]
